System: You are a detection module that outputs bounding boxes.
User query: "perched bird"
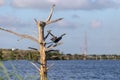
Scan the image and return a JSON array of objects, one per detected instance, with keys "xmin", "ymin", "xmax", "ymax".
[{"xmin": 51, "ymin": 33, "xmax": 66, "ymax": 43}]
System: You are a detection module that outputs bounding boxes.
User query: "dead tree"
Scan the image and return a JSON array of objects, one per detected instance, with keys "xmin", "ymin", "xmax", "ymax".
[{"xmin": 0, "ymin": 4, "xmax": 64, "ymax": 80}]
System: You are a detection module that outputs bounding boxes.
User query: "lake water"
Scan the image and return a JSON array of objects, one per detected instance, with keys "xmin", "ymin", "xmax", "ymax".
[{"xmin": 0, "ymin": 60, "xmax": 120, "ymax": 80}]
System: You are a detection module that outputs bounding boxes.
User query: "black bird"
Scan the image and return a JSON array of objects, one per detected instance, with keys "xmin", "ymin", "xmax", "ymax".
[{"xmin": 50, "ymin": 33, "xmax": 66, "ymax": 43}]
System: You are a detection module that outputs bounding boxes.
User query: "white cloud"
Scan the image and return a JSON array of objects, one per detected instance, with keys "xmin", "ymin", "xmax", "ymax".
[
  {"xmin": 11, "ymin": 0, "xmax": 120, "ymax": 10},
  {"xmin": 93, "ymin": 0, "xmax": 119, "ymax": 9},
  {"xmin": 114, "ymin": 0, "xmax": 120, "ymax": 4},
  {"xmin": 54, "ymin": 20, "xmax": 82, "ymax": 29},
  {"xmin": 0, "ymin": 0, "xmax": 4, "ymax": 6},
  {"xmin": 11, "ymin": 0, "xmax": 51, "ymax": 9},
  {"xmin": 0, "ymin": 16, "xmax": 31, "ymax": 28},
  {"xmin": 11, "ymin": 0, "xmax": 92, "ymax": 10},
  {"xmin": 55, "ymin": 0, "xmax": 92, "ymax": 10},
  {"xmin": 91, "ymin": 20, "xmax": 102, "ymax": 28}
]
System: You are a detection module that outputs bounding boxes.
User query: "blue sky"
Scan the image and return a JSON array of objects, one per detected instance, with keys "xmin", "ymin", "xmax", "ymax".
[{"xmin": 0, "ymin": 0, "xmax": 120, "ymax": 54}]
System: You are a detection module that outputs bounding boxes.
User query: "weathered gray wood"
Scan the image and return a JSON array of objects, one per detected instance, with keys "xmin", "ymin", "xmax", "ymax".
[{"xmin": 0, "ymin": 27, "xmax": 38, "ymax": 44}]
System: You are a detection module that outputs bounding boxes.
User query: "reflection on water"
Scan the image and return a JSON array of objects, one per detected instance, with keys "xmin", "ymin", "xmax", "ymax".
[{"xmin": 0, "ymin": 60, "xmax": 120, "ymax": 80}]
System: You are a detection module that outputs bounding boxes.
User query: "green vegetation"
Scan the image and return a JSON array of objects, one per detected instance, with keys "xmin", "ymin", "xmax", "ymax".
[
  {"xmin": 0, "ymin": 61, "xmax": 39, "ymax": 80},
  {"xmin": 0, "ymin": 48, "xmax": 120, "ymax": 60},
  {"xmin": 0, "ymin": 61, "xmax": 24, "ymax": 80},
  {"xmin": 0, "ymin": 49, "xmax": 39, "ymax": 61},
  {"xmin": 0, "ymin": 61, "xmax": 10, "ymax": 80}
]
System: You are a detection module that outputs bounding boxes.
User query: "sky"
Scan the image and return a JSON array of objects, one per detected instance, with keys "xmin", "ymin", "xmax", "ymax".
[{"xmin": 0, "ymin": 0, "xmax": 120, "ymax": 54}]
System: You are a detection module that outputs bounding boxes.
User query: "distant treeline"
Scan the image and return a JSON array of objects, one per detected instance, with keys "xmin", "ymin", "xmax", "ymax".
[{"xmin": 0, "ymin": 49, "xmax": 120, "ymax": 61}]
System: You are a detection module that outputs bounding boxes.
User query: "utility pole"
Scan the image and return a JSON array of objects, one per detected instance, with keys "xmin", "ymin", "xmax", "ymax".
[{"xmin": 83, "ymin": 32, "xmax": 88, "ymax": 60}]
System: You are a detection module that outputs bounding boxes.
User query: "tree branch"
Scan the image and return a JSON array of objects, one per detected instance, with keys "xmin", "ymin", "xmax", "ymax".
[
  {"xmin": 44, "ymin": 30, "xmax": 51, "ymax": 40},
  {"xmin": 34, "ymin": 18, "xmax": 38, "ymax": 24},
  {"xmin": 45, "ymin": 42, "xmax": 63, "ymax": 51},
  {"xmin": 47, "ymin": 63, "xmax": 54, "ymax": 70},
  {"xmin": 46, "ymin": 18, "xmax": 63, "ymax": 25},
  {"xmin": 28, "ymin": 47, "xmax": 38, "ymax": 51},
  {"xmin": 46, "ymin": 4, "xmax": 55, "ymax": 22},
  {"xmin": 0, "ymin": 27, "xmax": 39, "ymax": 44},
  {"xmin": 31, "ymin": 62, "xmax": 40, "ymax": 71}
]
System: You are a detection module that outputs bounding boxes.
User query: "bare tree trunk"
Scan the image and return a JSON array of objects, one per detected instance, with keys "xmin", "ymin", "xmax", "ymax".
[{"xmin": 38, "ymin": 23, "xmax": 47, "ymax": 80}]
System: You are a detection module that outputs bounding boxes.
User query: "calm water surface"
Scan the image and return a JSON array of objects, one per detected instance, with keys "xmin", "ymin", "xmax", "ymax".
[{"xmin": 1, "ymin": 60, "xmax": 120, "ymax": 80}]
